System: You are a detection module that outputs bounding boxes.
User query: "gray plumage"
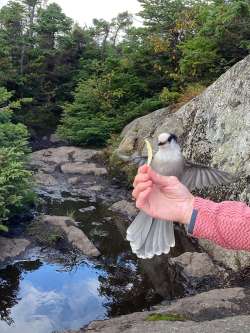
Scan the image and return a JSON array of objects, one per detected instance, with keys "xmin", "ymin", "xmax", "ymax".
[{"xmin": 126, "ymin": 133, "xmax": 235, "ymax": 259}]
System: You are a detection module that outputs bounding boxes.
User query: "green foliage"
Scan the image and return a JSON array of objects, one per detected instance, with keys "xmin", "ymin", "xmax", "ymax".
[
  {"xmin": 180, "ymin": 0, "xmax": 250, "ymax": 82},
  {"xmin": 0, "ymin": 87, "xmax": 34, "ymax": 227},
  {"xmin": 178, "ymin": 83, "xmax": 206, "ymax": 104},
  {"xmin": 160, "ymin": 87, "xmax": 180, "ymax": 105},
  {"xmin": 57, "ymin": 67, "xmax": 163, "ymax": 146},
  {"xmin": 180, "ymin": 36, "xmax": 219, "ymax": 81},
  {"xmin": 0, "ymin": 224, "xmax": 8, "ymax": 232},
  {"xmin": 0, "ymin": 0, "xmax": 249, "ymax": 147}
]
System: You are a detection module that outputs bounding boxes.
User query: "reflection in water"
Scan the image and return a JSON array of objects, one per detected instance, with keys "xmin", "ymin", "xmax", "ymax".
[
  {"xmin": 0, "ymin": 260, "xmax": 106, "ymax": 332},
  {"xmin": 0, "ymin": 197, "xmax": 197, "ymax": 332}
]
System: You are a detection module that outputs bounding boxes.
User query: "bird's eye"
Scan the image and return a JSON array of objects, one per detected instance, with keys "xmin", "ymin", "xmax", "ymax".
[{"xmin": 168, "ymin": 134, "xmax": 177, "ymax": 143}]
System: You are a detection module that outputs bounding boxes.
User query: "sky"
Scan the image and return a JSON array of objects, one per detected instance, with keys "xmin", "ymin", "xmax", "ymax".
[{"xmin": 0, "ymin": 0, "xmax": 142, "ymax": 26}]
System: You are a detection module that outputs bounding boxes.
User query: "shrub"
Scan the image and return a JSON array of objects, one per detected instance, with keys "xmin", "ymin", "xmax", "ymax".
[
  {"xmin": 178, "ymin": 83, "xmax": 206, "ymax": 104},
  {"xmin": 0, "ymin": 88, "xmax": 35, "ymax": 229},
  {"xmin": 160, "ymin": 87, "xmax": 181, "ymax": 105}
]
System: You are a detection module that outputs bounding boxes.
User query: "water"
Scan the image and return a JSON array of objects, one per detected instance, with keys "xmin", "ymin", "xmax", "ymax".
[
  {"xmin": 0, "ymin": 260, "xmax": 106, "ymax": 332},
  {"xmin": 0, "ymin": 196, "xmax": 197, "ymax": 332}
]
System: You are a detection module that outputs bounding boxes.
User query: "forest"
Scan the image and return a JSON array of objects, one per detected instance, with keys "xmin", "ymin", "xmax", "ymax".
[{"xmin": 0, "ymin": 0, "xmax": 249, "ymax": 228}]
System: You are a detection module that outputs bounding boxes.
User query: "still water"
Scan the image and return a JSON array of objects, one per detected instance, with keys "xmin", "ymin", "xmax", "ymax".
[{"xmin": 0, "ymin": 197, "xmax": 196, "ymax": 332}]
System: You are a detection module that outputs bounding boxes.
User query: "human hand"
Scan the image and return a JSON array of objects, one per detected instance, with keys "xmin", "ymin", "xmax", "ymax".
[{"xmin": 132, "ymin": 165, "xmax": 194, "ymax": 224}]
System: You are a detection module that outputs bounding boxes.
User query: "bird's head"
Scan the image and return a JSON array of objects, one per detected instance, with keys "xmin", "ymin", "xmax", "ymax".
[{"xmin": 157, "ymin": 133, "xmax": 178, "ymax": 148}]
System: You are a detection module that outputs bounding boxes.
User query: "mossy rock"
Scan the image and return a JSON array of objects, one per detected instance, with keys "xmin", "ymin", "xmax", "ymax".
[
  {"xmin": 146, "ymin": 313, "xmax": 187, "ymax": 322},
  {"xmin": 27, "ymin": 218, "xmax": 65, "ymax": 247}
]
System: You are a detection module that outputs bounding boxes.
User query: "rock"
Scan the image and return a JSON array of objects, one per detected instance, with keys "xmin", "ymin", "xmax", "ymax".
[
  {"xmin": 110, "ymin": 200, "xmax": 138, "ymax": 220},
  {"xmin": 70, "ymin": 287, "xmax": 250, "ymax": 333},
  {"xmin": 116, "ymin": 55, "xmax": 250, "ymax": 270},
  {"xmin": 0, "ymin": 237, "xmax": 31, "ymax": 262},
  {"xmin": 31, "ymin": 146, "xmax": 101, "ymax": 167},
  {"xmin": 79, "ymin": 206, "xmax": 96, "ymax": 213},
  {"xmin": 61, "ymin": 162, "xmax": 107, "ymax": 176},
  {"xmin": 81, "ymin": 316, "xmax": 250, "ymax": 333},
  {"xmin": 42, "ymin": 215, "xmax": 100, "ymax": 257},
  {"xmin": 29, "ymin": 159, "xmax": 57, "ymax": 173},
  {"xmin": 199, "ymin": 239, "xmax": 250, "ymax": 271},
  {"xmin": 119, "ymin": 107, "xmax": 171, "ymax": 155},
  {"xmin": 34, "ymin": 171, "xmax": 58, "ymax": 186},
  {"xmin": 68, "ymin": 176, "xmax": 82, "ymax": 185},
  {"xmin": 157, "ymin": 287, "xmax": 247, "ymax": 321},
  {"xmin": 87, "ymin": 185, "xmax": 103, "ymax": 192},
  {"xmin": 170, "ymin": 252, "xmax": 219, "ymax": 279}
]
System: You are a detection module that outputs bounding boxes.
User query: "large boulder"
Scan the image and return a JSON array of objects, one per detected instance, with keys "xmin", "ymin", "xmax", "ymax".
[
  {"xmin": 67, "ymin": 287, "xmax": 250, "ymax": 333},
  {"xmin": 116, "ymin": 56, "xmax": 250, "ymax": 270},
  {"xmin": 65, "ymin": 316, "xmax": 250, "ymax": 333}
]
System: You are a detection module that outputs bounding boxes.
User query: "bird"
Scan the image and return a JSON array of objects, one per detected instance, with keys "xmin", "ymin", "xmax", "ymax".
[{"xmin": 126, "ymin": 132, "xmax": 235, "ymax": 259}]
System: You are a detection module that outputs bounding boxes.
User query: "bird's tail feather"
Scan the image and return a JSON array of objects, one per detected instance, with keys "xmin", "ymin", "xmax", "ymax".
[
  {"xmin": 127, "ymin": 211, "xmax": 175, "ymax": 259},
  {"xmin": 126, "ymin": 211, "xmax": 153, "ymax": 252}
]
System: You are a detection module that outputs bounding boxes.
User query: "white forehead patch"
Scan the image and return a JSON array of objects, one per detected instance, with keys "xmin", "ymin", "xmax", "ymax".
[{"xmin": 158, "ymin": 133, "xmax": 170, "ymax": 143}]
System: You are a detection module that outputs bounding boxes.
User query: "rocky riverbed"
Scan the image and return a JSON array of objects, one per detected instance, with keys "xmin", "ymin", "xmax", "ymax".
[{"xmin": 0, "ymin": 143, "xmax": 249, "ymax": 333}]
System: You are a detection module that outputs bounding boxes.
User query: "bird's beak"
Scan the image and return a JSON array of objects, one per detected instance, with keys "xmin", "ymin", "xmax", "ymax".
[{"xmin": 158, "ymin": 141, "xmax": 166, "ymax": 146}]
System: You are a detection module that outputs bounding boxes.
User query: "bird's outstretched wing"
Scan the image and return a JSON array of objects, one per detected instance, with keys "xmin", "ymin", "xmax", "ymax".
[
  {"xmin": 116, "ymin": 150, "xmax": 148, "ymax": 166},
  {"xmin": 181, "ymin": 160, "xmax": 236, "ymax": 191}
]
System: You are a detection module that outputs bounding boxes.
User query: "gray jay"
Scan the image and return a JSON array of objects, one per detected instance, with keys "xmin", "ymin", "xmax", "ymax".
[{"xmin": 126, "ymin": 132, "xmax": 234, "ymax": 259}]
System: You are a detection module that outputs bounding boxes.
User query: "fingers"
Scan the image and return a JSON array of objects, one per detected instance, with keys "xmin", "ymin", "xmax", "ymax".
[
  {"xmin": 136, "ymin": 187, "xmax": 151, "ymax": 210},
  {"xmin": 132, "ymin": 181, "xmax": 152, "ymax": 199},
  {"xmin": 138, "ymin": 164, "xmax": 149, "ymax": 174},
  {"xmin": 133, "ymin": 173, "xmax": 150, "ymax": 187}
]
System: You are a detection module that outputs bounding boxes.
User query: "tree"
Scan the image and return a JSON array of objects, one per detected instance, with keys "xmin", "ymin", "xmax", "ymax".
[
  {"xmin": 0, "ymin": 1, "xmax": 26, "ymax": 89},
  {"xmin": 180, "ymin": 0, "xmax": 250, "ymax": 82},
  {"xmin": 111, "ymin": 11, "xmax": 133, "ymax": 46},
  {"xmin": 0, "ymin": 87, "xmax": 34, "ymax": 228}
]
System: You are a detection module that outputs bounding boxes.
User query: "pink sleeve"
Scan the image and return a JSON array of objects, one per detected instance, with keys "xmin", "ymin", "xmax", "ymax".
[{"xmin": 192, "ymin": 197, "xmax": 250, "ymax": 251}]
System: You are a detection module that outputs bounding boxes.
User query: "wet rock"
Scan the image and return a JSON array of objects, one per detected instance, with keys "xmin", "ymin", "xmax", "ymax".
[
  {"xmin": 42, "ymin": 215, "xmax": 100, "ymax": 257},
  {"xmin": 110, "ymin": 200, "xmax": 138, "ymax": 220},
  {"xmin": 0, "ymin": 237, "xmax": 30, "ymax": 263},
  {"xmin": 115, "ymin": 55, "xmax": 250, "ymax": 271},
  {"xmin": 61, "ymin": 162, "xmax": 107, "ymax": 176},
  {"xmin": 170, "ymin": 252, "xmax": 219, "ymax": 279},
  {"xmin": 34, "ymin": 171, "xmax": 58, "ymax": 186},
  {"xmin": 79, "ymin": 206, "xmax": 96, "ymax": 213},
  {"xmin": 68, "ymin": 287, "xmax": 250, "ymax": 333}
]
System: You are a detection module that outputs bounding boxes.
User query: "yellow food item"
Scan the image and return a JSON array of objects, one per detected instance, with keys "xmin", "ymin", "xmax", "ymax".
[{"xmin": 145, "ymin": 139, "xmax": 153, "ymax": 166}]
